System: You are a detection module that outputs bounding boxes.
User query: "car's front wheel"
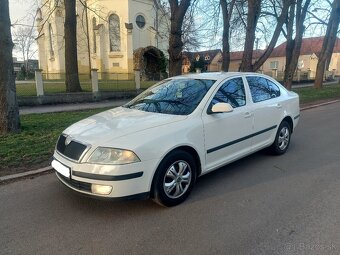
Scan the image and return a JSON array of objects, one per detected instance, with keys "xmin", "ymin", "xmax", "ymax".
[
  {"xmin": 152, "ymin": 150, "xmax": 197, "ymax": 207},
  {"xmin": 270, "ymin": 121, "xmax": 291, "ymax": 155}
]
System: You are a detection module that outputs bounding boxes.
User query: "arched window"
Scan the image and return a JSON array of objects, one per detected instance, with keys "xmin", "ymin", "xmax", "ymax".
[
  {"xmin": 92, "ymin": 17, "xmax": 97, "ymax": 53},
  {"xmin": 109, "ymin": 14, "xmax": 121, "ymax": 52},
  {"xmin": 48, "ymin": 23, "xmax": 54, "ymax": 57},
  {"xmin": 36, "ymin": 8, "xmax": 42, "ymax": 21}
]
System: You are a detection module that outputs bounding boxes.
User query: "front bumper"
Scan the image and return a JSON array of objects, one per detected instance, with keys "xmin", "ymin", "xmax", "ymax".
[{"xmin": 52, "ymin": 152, "xmax": 160, "ymax": 199}]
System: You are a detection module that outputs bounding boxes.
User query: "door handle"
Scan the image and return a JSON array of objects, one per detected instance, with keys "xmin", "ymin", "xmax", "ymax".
[
  {"xmin": 275, "ymin": 103, "xmax": 282, "ymax": 109},
  {"xmin": 244, "ymin": 112, "xmax": 253, "ymax": 118}
]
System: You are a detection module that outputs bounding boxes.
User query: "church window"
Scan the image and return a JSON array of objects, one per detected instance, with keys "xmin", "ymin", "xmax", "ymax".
[
  {"xmin": 36, "ymin": 8, "xmax": 42, "ymax": 20},
  {"xmin": 136, "ymin": 15, "xmax": 146, "ymax": 29},
  {"xmin": 109, "ymin": 14, "xmax": 121, "ymax": 52},
  {"xmin": 92, "ymin": 17, "xmax": 97, "ymax": 53},
  {"xmin": 48, "ymin": 23, "xmax": 54, "ymax": 57}
]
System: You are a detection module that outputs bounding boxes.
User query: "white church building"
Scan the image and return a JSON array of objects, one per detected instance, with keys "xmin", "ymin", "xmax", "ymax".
[{"xmin": 36, "ymin": 0, "xmax": 169, "ymax": 79}]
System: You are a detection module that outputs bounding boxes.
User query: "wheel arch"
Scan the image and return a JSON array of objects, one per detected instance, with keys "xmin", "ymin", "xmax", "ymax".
[
  {"xmin": 150, "ymin": 145, "xmax": 202, "ymax": 198},
  {"xmin": 282, "ymin": 116, "xmax": 294, "ymax": 133}
]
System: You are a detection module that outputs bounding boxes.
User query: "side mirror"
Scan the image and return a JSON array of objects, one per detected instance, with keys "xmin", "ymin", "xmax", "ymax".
[{"xmin": 210, "ymin": 102, "xmax": 233, "ymax": 114}]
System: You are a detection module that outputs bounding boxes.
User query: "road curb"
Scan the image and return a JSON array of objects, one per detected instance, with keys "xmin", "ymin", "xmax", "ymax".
[
  {"xmin": 0, "ymin": 166, "xmax": 53, "ymax": 182},
  {"xmin": 2, "ymin": 99, "xmax": 340, "ymax": 183},
  {"xmin": 300, "ymin": 99, "xmax": 340, "ymax": 111}
]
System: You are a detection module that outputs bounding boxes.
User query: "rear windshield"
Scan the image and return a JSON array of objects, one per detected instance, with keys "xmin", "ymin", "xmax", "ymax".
[{"xmin": 124, "ymin": 78, "xmax": 216, "ymax": 115}]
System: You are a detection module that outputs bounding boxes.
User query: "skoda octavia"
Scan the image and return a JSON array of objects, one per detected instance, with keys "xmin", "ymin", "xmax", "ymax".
[{"xmin": 52, "ymin": 72, "xmax": 300, "ymax": 206}]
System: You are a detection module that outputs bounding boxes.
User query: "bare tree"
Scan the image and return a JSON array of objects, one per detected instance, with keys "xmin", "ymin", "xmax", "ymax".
[
  {"xmin": 0, "ymin": 0, "xmax": 20, "ymax": 133},
  {"xmin": 314, "ymin": 0, "xmax": 340, "ymax": 89},
  {"xmin": 64, "ymin": 0, "xmax": 82, "ymax": 92},
  {"xmin": 283, "ymin": 0, "xmax": 311, "ymax": 90},
  {"xmin": 13, "ymin": 26, "xmax": 37, "ymax": 76},
  {"xmin": 220, "ymin": 0, "xmax": 236, "ymax": 71},
  {"xmin": 239, "ymin": 0, "xmax": 262, "ymax": 71},
  {"xmin": 168, "ymin": 0, "xmax": 191, "ymax": 77},
  {"xmin": 236, "ymin": 0, "xmax": 291, "ymax": 72},
  {"xmin": 252, "ymin": 0, "xmax": 292, "ymax": 71}
]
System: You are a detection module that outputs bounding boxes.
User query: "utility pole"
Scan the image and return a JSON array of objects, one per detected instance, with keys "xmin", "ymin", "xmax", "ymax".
[{"xmin": 255, "ymin": 38, "xmax": 259, "ymax": 50}]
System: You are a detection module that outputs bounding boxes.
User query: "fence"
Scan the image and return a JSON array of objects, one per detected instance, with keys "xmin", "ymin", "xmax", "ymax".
[
  {"xmin": 261, "ymin": 70, "xmax": 336, "ymax": 82},
  {"xmin": 262, "ymin": 70, "xmax": 313, "ymax": 82},
  {"xmin": 16, "ymin": 70, "xmax": 159, "ymax": 97}
]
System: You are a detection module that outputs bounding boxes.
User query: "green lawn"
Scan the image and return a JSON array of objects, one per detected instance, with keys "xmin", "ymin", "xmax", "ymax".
[
  {"xmin": 292, "ymin": 84, "xmax": 340, "ymax": 104},
  {"xmin": 16, "ymin": 80, "xmax": 157, "ymax": 97},
  {"xmin": 0, "ymin": 108, "xmax": 109, "ymax": 176},
  {"xmin": 1, "ymin": 83, "xmax": 340, "ymax": 176}
]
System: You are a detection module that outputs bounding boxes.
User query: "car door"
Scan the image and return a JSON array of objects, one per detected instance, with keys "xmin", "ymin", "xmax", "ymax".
[
  {"xmin": 202, "ymin": 76, "xmax": 254, "ymax": 172},
  {"xmin": 245, "ymin": 76, "xmax": 284, "ymax": 150}
]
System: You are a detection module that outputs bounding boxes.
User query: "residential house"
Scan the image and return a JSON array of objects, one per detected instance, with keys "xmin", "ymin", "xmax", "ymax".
[
  {"xmin": 261, "ymin": 36, "xmax": 340, "ymax": 80},
  {"xmin": 228, "ymin": 49, "xmax": 265, "ymax": 71},
  {"xmin": 183, "ymin": 37, "xmax": 340, "ymax": 81},
  {"xmin": 182, "ymin": 50, "xmax": 222, "ymax": 73}
]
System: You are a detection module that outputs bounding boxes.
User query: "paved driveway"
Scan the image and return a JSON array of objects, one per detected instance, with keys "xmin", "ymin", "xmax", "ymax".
[{"xmin": 1, "ymin": 103, "xmax": 339, "ymax": 255}]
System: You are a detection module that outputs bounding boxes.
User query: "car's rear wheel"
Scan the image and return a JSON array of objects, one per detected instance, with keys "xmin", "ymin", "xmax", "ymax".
[
  {"xmin": 270, "ymin": 121, "xmax": 291, "ymax": 155},
  {"xmin": 152, "ymin": 150, "xmax": 196, "ymax": 207}
]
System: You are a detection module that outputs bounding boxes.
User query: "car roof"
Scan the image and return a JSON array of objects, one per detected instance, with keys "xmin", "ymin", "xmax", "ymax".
[{"xmin": 171, "ymin": 72, "xmax": 264, "ymax": 80}]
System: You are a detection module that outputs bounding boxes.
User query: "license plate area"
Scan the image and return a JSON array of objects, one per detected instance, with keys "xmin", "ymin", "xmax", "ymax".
[{"xmin": 52, "ymin": 160, "xmax": 70, "ymax": 178}]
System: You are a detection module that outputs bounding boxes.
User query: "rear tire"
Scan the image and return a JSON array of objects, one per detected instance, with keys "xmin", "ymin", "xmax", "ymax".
[
  {"xmin": 152, "ymin": 150, "xmax": 196, "ymax": 207},
  {"xmin": 270, "ymin": 121, "xmax": 291, "ymax": 155}
]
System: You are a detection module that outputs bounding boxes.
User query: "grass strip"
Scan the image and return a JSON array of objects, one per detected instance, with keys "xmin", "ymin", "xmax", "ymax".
[{"xmin": 0, "ymin": 108, "xmax": 109, "ymax": 176}]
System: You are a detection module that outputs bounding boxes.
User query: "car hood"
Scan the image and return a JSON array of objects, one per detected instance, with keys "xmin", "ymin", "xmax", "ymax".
[{"xmin": 63, "ymin": 107, "xmax": 187, "ymax": 146}]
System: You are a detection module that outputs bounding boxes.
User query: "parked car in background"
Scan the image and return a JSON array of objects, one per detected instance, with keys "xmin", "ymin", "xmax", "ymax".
[{"xmin": 52, "ymin": 72, "xmax": 300, "ymax": 206}]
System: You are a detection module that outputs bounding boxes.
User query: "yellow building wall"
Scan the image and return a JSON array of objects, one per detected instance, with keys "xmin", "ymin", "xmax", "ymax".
[
  {"xmin": 229, "ymin": 60, "xmax": 241, "ymax": 71},
  {"xmin": 36, "ymin": 0, "xmax": 168, "ymax": 76}
]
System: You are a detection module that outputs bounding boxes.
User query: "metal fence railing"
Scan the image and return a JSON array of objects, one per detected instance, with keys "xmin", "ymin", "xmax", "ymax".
[
  {"xmin": 41, "ymin": 73, "xmax": 92, "ymax": 94},
  {"xmin": 262, "ymin": 70, "xmax": 315, "ymax": 82},
  {"xmin": 15, "ymin": 72, "xmax": 160, "ymax": 97},
  {"xmin": 16, "ymin": 80, "xmax": 37, "ymax": 97},
  {"xmin": 98, "ymin": 72, "xmax": 135, "ymax": 92}
]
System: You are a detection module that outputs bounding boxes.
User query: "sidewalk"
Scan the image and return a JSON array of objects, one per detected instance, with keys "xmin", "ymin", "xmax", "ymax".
[
  {"xmin": 291, "ymin": 79, "xmax": 339, "ymax": 88},
  {"xmin": 20, "ymin": 99, "xmax": 130, "ymax": 115}
]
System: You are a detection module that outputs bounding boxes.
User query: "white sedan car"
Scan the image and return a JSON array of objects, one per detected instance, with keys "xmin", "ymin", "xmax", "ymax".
[{"xmin": 52, "ymin": 72, "xmax": 300, "ymax": 206}]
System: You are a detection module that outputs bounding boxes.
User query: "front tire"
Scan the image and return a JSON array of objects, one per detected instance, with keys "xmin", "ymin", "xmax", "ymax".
[
  {"xmin": 152, "ymin": 150, "xmax": 197, "ymax": 207},
  {"xmin": 270, "ymin": 121, "xmax": 291, "ymax": 155}
]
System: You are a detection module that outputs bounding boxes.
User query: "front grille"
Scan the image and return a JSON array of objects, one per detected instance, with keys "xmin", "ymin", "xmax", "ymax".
[
  {"xmin": 56, "ymin": 134, "xmax": 87, "ymax": 161},
  {"xmin": 56, "ymin": 172, "xmax": 92, "ymax": 192}
]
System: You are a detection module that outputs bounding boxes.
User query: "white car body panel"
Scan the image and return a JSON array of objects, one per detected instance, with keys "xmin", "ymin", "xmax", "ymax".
[{"xmin": 52, "ymin": 72, "xmax": 300, "ymax": 199}]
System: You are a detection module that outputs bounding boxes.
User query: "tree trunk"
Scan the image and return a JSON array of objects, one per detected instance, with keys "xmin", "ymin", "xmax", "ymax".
[
  {"xmin": 168, "ymin": 0, "xmax": 191, "ymax": 77},
  {"xmin": 314, "ymin": 0, "xmax": 340, "ymax": 89},
  {"xmin": 239, "ymin": 0, "xmax": 261, "ymax": 72},
  {"xmin": 283, "ymin": 0, "xmax": 311, "ymax": 90},
  {"xmin": 252, "ymin": 0, "xmax": 292, "ymax": 71},
  {"xmin": 220, "ymin": 0, "xmax": 236, "ymax": 72},
  {"xmin": 0, "ymin": 0, "xmax": 20, "ymax": 134},
  {"xmin": 64, "ymin": 0, "xmax": 82, "ymax": 92}
]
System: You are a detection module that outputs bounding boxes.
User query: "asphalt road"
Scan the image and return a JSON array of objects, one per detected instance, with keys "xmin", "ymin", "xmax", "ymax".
[{"xmin": 1, "ymin": 103, "xmax": 339, "ymax": 255}]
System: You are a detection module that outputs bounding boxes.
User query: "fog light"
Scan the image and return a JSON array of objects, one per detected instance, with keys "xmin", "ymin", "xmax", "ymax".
[{"xmin": 91, "ymin": 184, "xmax": 113, "ymax": 195}]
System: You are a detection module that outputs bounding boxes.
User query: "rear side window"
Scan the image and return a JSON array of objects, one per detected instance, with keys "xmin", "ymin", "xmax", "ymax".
[
  {"xmin": 211, "ymin": 77, "xmax": 246, "ymax": 108},
  {"xmin": 246, "ymin": 76, "xmax": 281, "ymax": 103}
]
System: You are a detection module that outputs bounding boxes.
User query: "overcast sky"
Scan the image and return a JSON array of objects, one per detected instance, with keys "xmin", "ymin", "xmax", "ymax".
[{"xmin": 10, "ymin": 0, "xmax": 38, "ymax": 60}]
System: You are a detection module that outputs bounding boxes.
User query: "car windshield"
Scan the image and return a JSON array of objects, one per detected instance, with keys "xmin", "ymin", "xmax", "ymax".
[{"xmin": 124, "ymin": 78, "xmax": 216, "ymax": 115}]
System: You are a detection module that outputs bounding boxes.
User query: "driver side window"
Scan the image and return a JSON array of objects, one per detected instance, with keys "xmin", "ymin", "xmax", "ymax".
[{"xmin": 211, "ymin": 77, "xmax": 246, "ymax": 108}]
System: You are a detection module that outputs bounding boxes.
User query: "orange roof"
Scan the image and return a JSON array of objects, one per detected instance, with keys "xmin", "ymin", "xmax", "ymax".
[
  {"xmin": 271, "ymin": 36, "xmax": 340, "ymax": 57},
  {"xmin": 230, "ymin": 49, "xmax": 265, "ymax": 61}
]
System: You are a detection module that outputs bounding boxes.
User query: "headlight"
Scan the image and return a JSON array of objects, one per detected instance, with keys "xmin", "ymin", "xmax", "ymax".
[{"xmin": 87, "ymin": 147, "xmax": 140, "ymax": 165}]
